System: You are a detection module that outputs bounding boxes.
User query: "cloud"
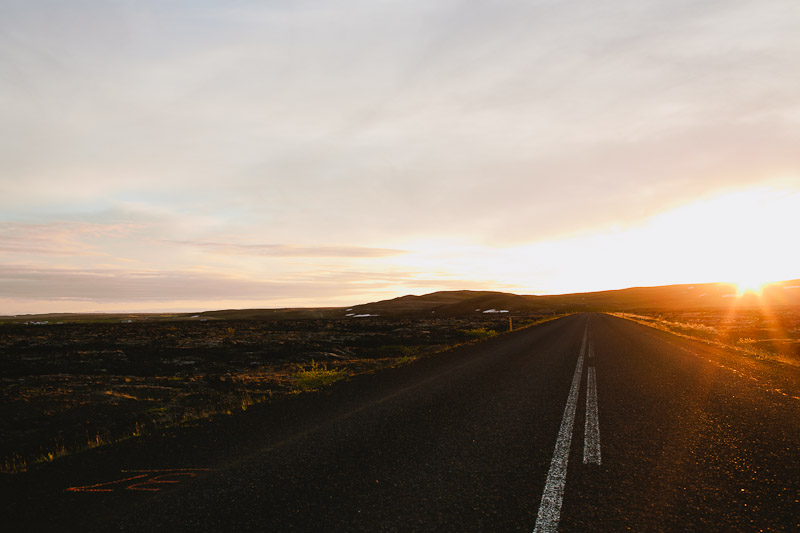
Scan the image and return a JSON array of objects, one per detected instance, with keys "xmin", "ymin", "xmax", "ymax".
[
  {"xmin": 0, "ymin": 264, "xmax": 494, "ymax": 308},
  {"xmin": 2, "ymin": 2, "xmax": 799, "ymax": 312},
  {"xmin": 0, "ymin": 265, "xmax": 323, "ymax": 301},
  {"xmin": 0, "ymin": 221, "xmax": 140, "ymax": 256},
  {"xmin": 174, "ymin": 241, "xmax": 407, "ymax": 258},
  {"xmin": 3, "ymin": 1, "xmax": 798, "ymax": 241}
]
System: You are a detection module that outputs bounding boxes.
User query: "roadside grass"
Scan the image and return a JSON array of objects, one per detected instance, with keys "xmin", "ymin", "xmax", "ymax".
[
  {"xmin": 3, "ymin": 427, "xmax": 128, "ymax": 474},
  {"xmin": 1, "ymin": 313, "xmax": 572, "ymax": 474},
  {"xmin": 393, "ymin": 354, "xmax": 417, "ymax": 366},
  {"xmin": 462, "ymin": 327, "xmax": 498, "ymax": 340},
  {"xmin": 293, "ymin": 361, "xmax": 348, "ymax": 391},
  {"xmin": 376, "ymin": 345, "xmax": 421, "ymax": 357},
  {"xmin": 460, "ymin": 314, "xmax": 573, "ymax": 342},
  {"xmin": 515, "ymin": 314, "xmax": 573, "ymax": 329},
  {"xmin": 610, "ymin": 312, "xmax": 799, "ymax": 367},
  {"xmin": 0, "ymin": 375, "xmax": 274, "ymax": 474}
]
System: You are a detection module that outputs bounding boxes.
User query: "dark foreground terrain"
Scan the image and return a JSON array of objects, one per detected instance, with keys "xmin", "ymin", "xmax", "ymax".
[
  {"xmin": 2, "ymin": 313, "xmax": 798, "ymax": 531},
  {"xmin": 1, "ymin": 314, "xmax": 546, "ymax": 472}
]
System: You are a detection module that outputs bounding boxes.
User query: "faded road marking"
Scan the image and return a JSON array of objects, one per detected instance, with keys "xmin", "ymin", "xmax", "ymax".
[
  {"xmin": 66, "ymin": 469, "xmax": 212, "ymax": 493},
  {"xmin": 533, "ymin": 325, "xmax": 587, "ymax": 533},
  {"xmin": 584, "ymin": 366, "xmax": 601, "ymax": 465}
]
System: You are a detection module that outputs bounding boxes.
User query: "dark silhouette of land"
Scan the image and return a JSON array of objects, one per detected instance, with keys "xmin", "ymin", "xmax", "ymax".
[
  {"xmin": 2, "ymin": 313, "xmax": 799, "ymax": 531},
  {"xmin": 4, "ymin": 278, "xmax": 799, "ymax": 323},
  {"xmin": 2, "ymin": 280, "xmax": 800, "ymax": 530}
]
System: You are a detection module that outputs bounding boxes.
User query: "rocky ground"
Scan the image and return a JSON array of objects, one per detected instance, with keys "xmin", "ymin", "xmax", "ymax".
[{"xmin": 0, "ymin": 314, "xmax": 548, "ymax": 472}]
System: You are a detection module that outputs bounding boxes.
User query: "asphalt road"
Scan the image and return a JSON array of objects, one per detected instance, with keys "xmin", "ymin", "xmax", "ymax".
[{"xmin": 4, "ymin": 313, "xmax": 799, "ymax": 531}]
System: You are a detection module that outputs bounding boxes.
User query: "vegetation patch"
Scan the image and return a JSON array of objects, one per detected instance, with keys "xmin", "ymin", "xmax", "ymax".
[
  {"xmin": 293, "ymin": 361, "xmax": 348, "ymax": 391},
  {"xmin": 462, "ymin": 328, "xmax": 497, "ymax": 340},
  {"xmin": 376, "ymin": 345, "xmax": 421, "ymax": 357},
  {"xmin": 0, "ymin": 312, "xmax": 568, "ymax": 473},
  {"xmin": 611, "ymin": 311, "xmax": 800, "ymax": 366}
]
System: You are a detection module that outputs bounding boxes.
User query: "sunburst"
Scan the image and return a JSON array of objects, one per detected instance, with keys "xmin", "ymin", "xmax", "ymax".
[{"xmin": 734, "ymin": 278, "xmax": 770, "ymax": 297}]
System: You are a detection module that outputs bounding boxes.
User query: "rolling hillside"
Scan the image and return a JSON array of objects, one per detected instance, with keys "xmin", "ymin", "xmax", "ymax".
[
  {"xmin": 3, "ymin": 280, "xmax": 798, "ymax": 323},
  {"xmin": 348, "ymin": 279, "xmax": 800, "ymax": 316}
]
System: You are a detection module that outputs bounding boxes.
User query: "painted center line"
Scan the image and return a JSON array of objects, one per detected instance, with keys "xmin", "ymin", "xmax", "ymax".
[
  {"xmin": 584, "ymin": 364, "xmax": 601, "ymax": 465},
  {"xmin": 533, "ymin": 325, "xmax": 587, "ymax": 533}
]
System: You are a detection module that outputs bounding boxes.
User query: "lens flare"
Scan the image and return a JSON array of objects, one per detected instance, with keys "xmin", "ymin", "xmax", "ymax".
[{"xmin": 734, "ymin": 278, "xmax": 769, "ymax": 297}]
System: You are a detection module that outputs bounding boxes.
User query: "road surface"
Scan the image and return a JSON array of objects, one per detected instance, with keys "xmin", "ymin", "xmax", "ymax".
[{"xmin": 3, "ymin": 313, "xmax": 799, "ymax": 531}]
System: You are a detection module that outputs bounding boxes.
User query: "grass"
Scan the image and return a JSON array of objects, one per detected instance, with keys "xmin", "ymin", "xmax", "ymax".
[
  {"xmin": 4, "ymin": 428, "xmax": 125, "ymax": 474},
  {"xmin": 1, "ymin": 313, "xmax": 573, "ymax": 474},
  {"xmin": 610, "ymin": 312, "xmax": 799, "ymax": 366},
  {"xmin": 393, "ymin": 355, "xmax": 417, "ymax": 366},
  {"xmin": 377, "ymin": 345, "xmax": 421, "ymax": 357},
  {"xmin": 463, "ymin": 327, "xmax": 497, "ymax": 340},
  {"xmin": 0, "ymin": 375, "xmax": 273, "ymax": 474},
  {"xmin": 293, "ymin": 361, "xmax": 348, "ymax": 391}
]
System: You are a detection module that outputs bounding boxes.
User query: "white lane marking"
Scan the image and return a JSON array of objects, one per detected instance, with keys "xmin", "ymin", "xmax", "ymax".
[
  {"xmin": 581, "ymin": 326, "xmax": 588, "ymax": 356},
  {"xmin": 583, "ymin": 366, "xmax": 601, "ymax": 464},
  {"xmin": 533, "ymin": 326, "xmax": 587, "ymax": 533}
]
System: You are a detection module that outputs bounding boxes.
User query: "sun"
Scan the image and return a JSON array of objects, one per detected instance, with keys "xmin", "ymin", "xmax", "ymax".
[{"xmin": 734, "ymin": 277, "xmax": 770, "ymax": 297}]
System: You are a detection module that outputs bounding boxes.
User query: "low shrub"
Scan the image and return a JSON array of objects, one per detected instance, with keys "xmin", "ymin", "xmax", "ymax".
[
  {"xmin": 293, "ymin": 361, "xmax": 348, "ymax": 391},
  {"xmin": 463, "ymin": 328, "xmax": 497, "ymax": 341}
]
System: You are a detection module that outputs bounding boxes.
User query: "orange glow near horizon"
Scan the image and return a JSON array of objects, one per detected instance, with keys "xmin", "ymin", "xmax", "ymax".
[{"xmin": 734, "ymin": 278, "xmax": 771, "ymax": 297}]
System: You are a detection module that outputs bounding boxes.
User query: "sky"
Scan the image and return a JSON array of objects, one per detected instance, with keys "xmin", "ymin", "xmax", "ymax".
[{"xmin": 1, "ymin": 0, "xmax": 799, "ymax": 314}]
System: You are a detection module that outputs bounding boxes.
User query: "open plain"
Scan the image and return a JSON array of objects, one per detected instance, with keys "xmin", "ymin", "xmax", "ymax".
[
  {"xmin": 1, "ymin": 311, "xmax": 798, "ymax": 531},
  {"xmin": 1, "ymin": 311, "xmax": 547, "ymax": 473}
]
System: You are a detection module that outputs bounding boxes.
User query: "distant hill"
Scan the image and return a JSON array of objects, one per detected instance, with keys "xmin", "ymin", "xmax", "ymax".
[
  {"xmin": 538, "ymin": 279, "xmax": 800, "ymax": 312},
  {"xmin": 348, "ymin": 290, "xmax": 542, "ymax": 316},
  {"xmin": 3, "ymin": 280, "xmax": 798, "ymax": 323},
  {"xmin": 197, "ymin": 307, "xmax": 342, "ymax": 320},
  {"xmin": 348, "ymin": 279, "xmax": 800, "ymax": 316},
  {"xmin": 0, "ymin": 312, "xmax": 190, "ymax": 323}
]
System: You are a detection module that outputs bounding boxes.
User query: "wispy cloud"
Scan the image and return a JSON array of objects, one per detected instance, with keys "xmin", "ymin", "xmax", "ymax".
[
  {"xmin": 2, "ymin": 2, "xmax": 799, "ymax": 312},
  {"xmin": 0, "ymin": 222, "xmax": 140, "ymax": 256},
  {"xmin": 0, "ymin": 264, "xmax": 491, "ymax": 305},
  {"xmin": 0, "ymin": 265, "xmax": 325, "ymax": 301},
  {"xmin": 174, "ymin": 241, "xmax": 407, "ymax": 258}
]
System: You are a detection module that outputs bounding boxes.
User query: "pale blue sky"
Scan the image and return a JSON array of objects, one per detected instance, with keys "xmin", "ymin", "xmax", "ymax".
[{"xmin": 1, "ymin": 1, "xmax": 799, "ymax": 313}]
